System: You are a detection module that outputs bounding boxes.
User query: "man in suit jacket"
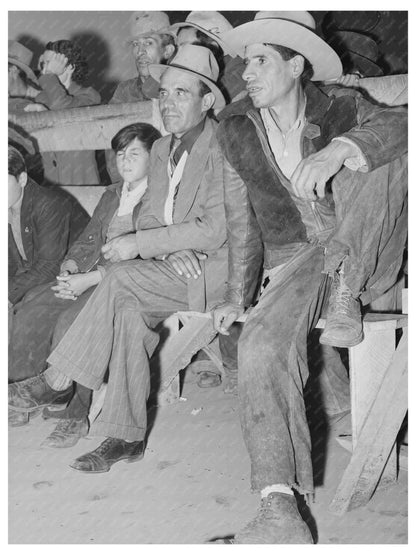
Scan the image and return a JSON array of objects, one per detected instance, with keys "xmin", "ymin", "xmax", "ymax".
[{"xmin": 9, "ymin": 45, "xmax": 229, "ymax": 472}]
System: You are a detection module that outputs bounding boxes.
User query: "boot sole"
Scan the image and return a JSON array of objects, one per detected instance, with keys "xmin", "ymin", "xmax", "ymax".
[
  {"xmin": 69, "ymin": 452, "xmax": 145, "ymax": 474},
  {"xmin": 8, "ymin": 394, "xmax": 71, "ymax": 413},
  {"xmin": 319, "ymin": 330, "xmax": 363, "ymax": 348}
]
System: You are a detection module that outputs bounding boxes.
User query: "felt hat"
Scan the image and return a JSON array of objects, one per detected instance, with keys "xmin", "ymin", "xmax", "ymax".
[
  {"xmin": 127, "ymin": 11, "xmax": 175, "ymax": 41},
  {"xmin": 222, "ymin": 11, "xmax": 342, "ymax": 81},
  {"xmin": 8, "ymin": 40, "xmax": 38, "ymax": 83},
  {"xmin": 328, "ymin": 31, "xmax": 383, "ymax": 77},
  {"xmin": 171, "ymin": 11, "xmax": 237, "ymax": 56},
  {"xmin": 149, "ymin": 44, "xmax": 226, "ymax": 109}
]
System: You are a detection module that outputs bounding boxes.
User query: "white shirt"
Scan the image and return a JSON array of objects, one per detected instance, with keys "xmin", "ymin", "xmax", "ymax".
[{"xmin": 117, "ymin": 177, "xmax": 148, "ymax": 217}]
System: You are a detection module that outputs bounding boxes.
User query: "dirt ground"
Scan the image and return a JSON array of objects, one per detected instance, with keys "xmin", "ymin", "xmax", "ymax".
[{"xmin": 9, "ymin": 370, "xmax": 407, "ymax": 544}]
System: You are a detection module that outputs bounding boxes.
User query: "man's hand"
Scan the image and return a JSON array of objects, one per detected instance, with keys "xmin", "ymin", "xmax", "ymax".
[
  {"xmin": 42, "ymin": 52, "xmax": 69, "ymax": 76},
  {"xmin": 291, "ymin": 140, "xmax": 357, "ymax": 200},
  {"xmin": 166, "ymin": 250, "xmax": 207, "ymax": 279},
  {"xmin": 101, "ymin": 234, "xmax": 140, "ymax": 263},
  {"xmin": 212, "ymin": 302, "xmax": 244, "ymax": 335},
  {"xmin": 59, "ymin": 259, "xmax": 78, "ymax": 275},
  {"xmin": 51, "ymin": 273, "xmax": 95, "ymax": 300}
]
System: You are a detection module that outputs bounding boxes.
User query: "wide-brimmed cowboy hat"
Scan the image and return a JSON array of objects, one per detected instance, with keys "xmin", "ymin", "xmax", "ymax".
[
  {"xmin": 149, "ymin": 44, "xmax": 226, "ymax": 109},
  {"xmin": 8, "ymin": 40, "xmax": 38, "ymax": 84},
  {"xmin": 127, "ymin": 11, "xmax": 175, "ymax": 42},
  {"xmin": 170, "ymin": 11, "xmax": 238, "ymax": 57},
  {"xmin": 222, "ymin": 11, "xmax": 342, "ymax": 81},
  {"xmin": 328, "ymin": 31, "xmax": 383, "ymax": 77}
]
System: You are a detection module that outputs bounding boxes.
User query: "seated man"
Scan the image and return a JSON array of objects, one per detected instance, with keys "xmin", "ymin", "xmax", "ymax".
[
  {"xmin": 8, "ymin": 40, "xmax": 40, "ymax": 113},
  {"xmin": 10, "ymin": 45, "xmax": 229, "ymax": 473},
  {"xmin": 8, "ymin": 144, "xmax": 89, "ymax": 428},
  {"xmin": 212, "ymin": 12, "xmax": 407, "ymax": 543}
]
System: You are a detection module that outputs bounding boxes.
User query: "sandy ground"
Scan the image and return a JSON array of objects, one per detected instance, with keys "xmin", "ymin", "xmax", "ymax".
[{"xmin": 9, "ymin": 371, "xmax": 407, "ymax": 544}]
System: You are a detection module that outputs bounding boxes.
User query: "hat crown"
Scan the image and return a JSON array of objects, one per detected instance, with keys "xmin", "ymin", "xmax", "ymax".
[
  {"xmin": 185, "ymin": 11, "xmax": 233, "ymax": 36},
  {"xmin": 330, "ymin": 31, "xmax": 379, "ymax": 62},
  {"xmin": 255, "ymin": 11, "xmax": 316, "ymax": 30},
  {"xmin": 8, "ymin": 40, "xmax": 33, "ymax": 67},
  {"xmin": 129, "ymin": 11, "xmax": 171, "ymax": 38},
  {"xmin": 166, "ymin": 44, "xmax": 220, "ymax": 82}
]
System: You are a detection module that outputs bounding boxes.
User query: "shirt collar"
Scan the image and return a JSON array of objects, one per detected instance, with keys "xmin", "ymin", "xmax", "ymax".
[
  {"xmin": 170, "ymin": 117, "xmax": 206, "ymax": 162},
  {"xmin": 122, "ymin": 176, "xmax": 147, "ymax": 196},
  {"xmin": 266, "ymin": 93, "xmax": 307, "ymax": 135}
]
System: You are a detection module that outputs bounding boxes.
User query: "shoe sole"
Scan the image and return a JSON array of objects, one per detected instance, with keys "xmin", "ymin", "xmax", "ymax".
[
  {"xmin": 8, "ymin": 394, "xmax": 71, "ymax": 413},
  {"xmin": 319, "ymin": 331, "xmax": 364, "ymax": 348},
  {"xmin": 69, "ymin": 452, "xmax": 145, "ymax": 474}
]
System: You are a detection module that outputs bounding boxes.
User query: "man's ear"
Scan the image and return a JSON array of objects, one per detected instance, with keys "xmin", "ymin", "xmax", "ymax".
[
  {"xmin": 18, "ymin": 171, "xmax": 28, "ymax": 188},
  {"xmin": 202, "ymin": 91, "xmax": 215, "ymax": 112},
  {"xmin": 290, "ymin": 55, "xmax": 305, "ymax": 79},
  {"xmin": 163, "ymin": 43, "xmax": 176, "ymax": 61}
]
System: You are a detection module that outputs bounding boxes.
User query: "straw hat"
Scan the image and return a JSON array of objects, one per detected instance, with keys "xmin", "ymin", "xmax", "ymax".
[
  {"xmin": 222, "ymin": 11, "xmax": 342, "ymax": 81},
  {"xmin": 171, "ymin": 11, "xmax": 237, "ymax": 56},
  {"xmin": 149, "ymin": 44, "xmax": 226, "ymax": 109},
  {"xmin": 8, "ymin": 40, "xmax": 38, "ymax": 83},
  {"xmin": 127, "ymin": 11, "xmax": 175, "ymax": 41}
]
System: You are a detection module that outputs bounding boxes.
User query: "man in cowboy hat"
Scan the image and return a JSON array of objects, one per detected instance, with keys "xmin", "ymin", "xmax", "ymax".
[
  {"xmin": 8, "ymin": 40, "xmax": 40, "ymax": 112},
  {"xmin": 212, "ymin": 11, "xmax": 407, "ymax": 543},
  {"xmin": 109, "ymin": 11, "xmax": 176, "ymax": 105},
  {"xmin": 105, "ymin": 11, "xmax": 176, "ymax": 181},
  {"xmin": 171, "ymin": 11, "xmax": 246, "ymax": 103},
  {"xmin": 9, "ymin": 45, "xmax": 230, "ymax": 471}
]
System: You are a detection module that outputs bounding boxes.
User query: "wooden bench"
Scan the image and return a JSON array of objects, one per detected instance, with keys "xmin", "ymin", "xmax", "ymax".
[{"xmin": 157, "ymin": 309, "xmax": 408, "ymax": 514}]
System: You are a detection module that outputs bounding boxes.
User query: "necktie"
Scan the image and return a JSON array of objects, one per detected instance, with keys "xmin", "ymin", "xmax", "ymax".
[{"xmin": 169, "ymin": 137, "xmax": 181, "ymax": 176}]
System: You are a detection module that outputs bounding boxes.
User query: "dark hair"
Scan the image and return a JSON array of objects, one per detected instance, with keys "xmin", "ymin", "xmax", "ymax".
[
  {"xmin": 111, "ymin": 123, "xmax": 161, "ymax": 154},
  {"xmin": 8, "ymin": 145, "xmax": 27, "ymax": 177},
  {"xmin": 265, "ymin": 43, "xmax": 314, "ymax": 84},
  {"xmin": 44, "ymin": 40, "xmax": 89, "ymax": 84}
]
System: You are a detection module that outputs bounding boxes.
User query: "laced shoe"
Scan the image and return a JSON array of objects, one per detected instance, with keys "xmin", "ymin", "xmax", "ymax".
[
  {"xmin": 70, "ymin": 437, "xmax": 145, "ymax": 473},
  {"xmin": 41, "ymin": 418, "xmax": 89, "ymax": 448},
  {"xmin": 8, "ymin": 374, "xmax": 72, "ymax": 412},
  {"xmin": 234, "ymin": 492, "xmax": 313, "ymax": 544},
  {"xmin": 320, "ymin": 273, "xmax": 363, "ymax": 348},
  {"xmin": 8, "ymin": 408, "xmax": 29, "ymax": 427}
]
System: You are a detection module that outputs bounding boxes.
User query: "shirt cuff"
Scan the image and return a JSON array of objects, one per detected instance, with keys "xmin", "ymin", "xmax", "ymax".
[{"xmin": 332, "ymin": 137, "xmax": 368, "ymax": 172}]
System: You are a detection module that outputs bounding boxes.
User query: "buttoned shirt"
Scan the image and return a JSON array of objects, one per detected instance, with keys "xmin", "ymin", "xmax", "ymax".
[{"xmin": 117, "ymin": 177, "xmax": 148, "ymax": 217}]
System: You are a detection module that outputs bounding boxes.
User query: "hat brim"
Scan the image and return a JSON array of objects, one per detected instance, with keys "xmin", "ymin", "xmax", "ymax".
[
  {"xmin": 148, "ymin": 63, "xmax": 226, "ymax": 109},
  {"xmin": 222, "ymin": 19, "xmax": 342, "ymax": 81},
  {"xmin": 8, "ymin": 57, "xmax": 38, "ymax": 84},
  {"xmin": 170, "ymin": 21, "xmax": 238, "ymax": 57},
  {"xmin": 348, "ymin": 52, "xmax": 383, "ymax": 77}
]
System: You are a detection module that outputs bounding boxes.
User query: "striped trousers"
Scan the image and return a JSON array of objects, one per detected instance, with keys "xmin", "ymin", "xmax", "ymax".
[{"xmin": 47, "ymin": 259, "xmax": 190, "ymax": 442}]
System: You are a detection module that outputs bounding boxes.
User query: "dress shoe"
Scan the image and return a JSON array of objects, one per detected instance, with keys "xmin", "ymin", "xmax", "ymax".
[
  {"xmin": 320, "ymin": 273, "xmax": 363, "ymax": 348},
  {"xmin": 8, "ymin": 374, "xmax": 72, "ymax": 412},
  {"xmin": 41, "ymin": 418, "xmax": 89, "ymax": 448},
  {"xmin": 70, "ymin": 437, "xmax": 145, "ymax": 473},
  {"xmin": 234, "ymin": 492, "xmax": 313, "ymax": 544}
]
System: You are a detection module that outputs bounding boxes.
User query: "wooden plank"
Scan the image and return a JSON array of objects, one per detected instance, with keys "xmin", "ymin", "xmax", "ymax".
[
  {"xmin": 9, "ymin": 100, "xmax": 164, "ymax": 151},
  {"xmin": 330, "ymin": 329, "xmax": 408, "ymax": 514},
  {"xmin": 158, "ymin": 315, "xmax": 218, "ymax": 390}
]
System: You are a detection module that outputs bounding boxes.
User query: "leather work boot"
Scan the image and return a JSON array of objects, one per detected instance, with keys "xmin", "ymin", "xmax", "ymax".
[
  {"xmin": 234, "ymin": 492, "xmax": 313, "ymax": 544},
  {"xmin": 41, "ymin": 418, "xmax": 89, "ymax": 448},
  {"xmin": 320, "ymin": 272, "xmax": 363, "ymax": 348},
  {"xmin": 70, "ymin": 437, "xmax": 145, "ymax": 473},
  {"xmin": 8, "ymin": 374, "xmax": 72, "ymax": 412}
]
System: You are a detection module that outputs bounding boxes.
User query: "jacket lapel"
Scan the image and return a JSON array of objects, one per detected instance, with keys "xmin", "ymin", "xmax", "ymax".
[
  {"xmin": 149, "ymin": 137, "xmax": 171, "ymax": 224},
  {"xmin": 173, "ymin": 118, "xmax": 214, "ymax": 223}
]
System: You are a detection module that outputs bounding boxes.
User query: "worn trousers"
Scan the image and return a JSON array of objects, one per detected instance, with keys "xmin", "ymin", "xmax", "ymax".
[
  {"xmin": 239, "ymin": 245, "xmax": 329, "ymax": 494},
  {"xmin": 47, "ymin": 259, "xmax": 196, "ymax": 442},
  {"xmin": 8, "ymin": 282, "xmax": 95, "ymax": 382}
]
